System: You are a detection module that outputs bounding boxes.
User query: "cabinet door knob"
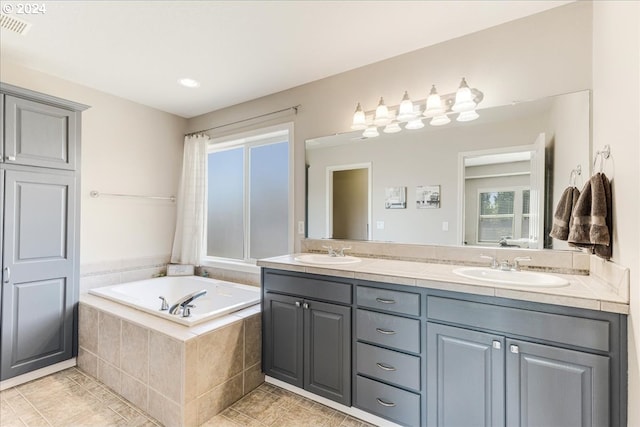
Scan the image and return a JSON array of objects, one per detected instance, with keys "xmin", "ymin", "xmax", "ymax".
[
  {"xmin": 376, "ymin": 397, "xmax": 396, "ymax": 407},
  {"xmin": 492, "ymin": 340, "xmax": 502, "ymax": 350},
  {"xmin": 295, "ymin": 301, "xmax": 301, "ymax": 307},
  {"xmin": 5, "ymin": 155, "xmax": 16, "ymax": 161},
  {"xmin": 302, "ymin": 302, "xmax": 309, "ymax": 309},
  {"xmin": 375, "ymin": 297, "xmax": 396, "ymax": 304},
  {"xmin": 376, "ymin": 362, "xmax": 397, "ymax": 371},
  {"xmin": 375, "ymin": 327, "xmax": 396, "ymax": 335},
  {"xmin": 510, "ymin": 344, "xmax": 519, "ymax": 354}
]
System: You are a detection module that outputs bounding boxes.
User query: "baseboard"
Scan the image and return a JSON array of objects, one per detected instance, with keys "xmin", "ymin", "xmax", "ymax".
[
  {"xmin": 0, "ymin": 358, "xmax": 77, "ymax": 391},
  {"xmin": 265, "ymin": 376, "xmax": 400, "ymax": 427}
]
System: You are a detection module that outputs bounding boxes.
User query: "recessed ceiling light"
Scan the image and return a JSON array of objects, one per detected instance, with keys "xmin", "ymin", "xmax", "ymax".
[{"xmin": 178, "ymin": 78, "xmax": 200, "ymax": 88}]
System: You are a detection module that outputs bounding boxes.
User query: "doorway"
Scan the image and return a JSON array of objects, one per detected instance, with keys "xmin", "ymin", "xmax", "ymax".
[{"xmin": 327, "ymin": 164, "xmax": 371, "ymax": 240}]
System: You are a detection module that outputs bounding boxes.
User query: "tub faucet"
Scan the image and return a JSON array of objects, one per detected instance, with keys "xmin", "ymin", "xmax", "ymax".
[{"xmin": 169, "ymin": 290, "xmax": 207, "ymax": 315}]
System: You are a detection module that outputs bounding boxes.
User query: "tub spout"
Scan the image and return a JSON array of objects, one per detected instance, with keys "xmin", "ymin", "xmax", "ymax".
[{"xmin": 169, "ymin": 290, "xmax": 207, "ymax": 315}]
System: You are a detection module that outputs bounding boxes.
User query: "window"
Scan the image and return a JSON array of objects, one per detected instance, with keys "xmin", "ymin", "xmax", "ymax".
[
  {"xmin": 477, "ymin": 187, "xmax": 530, "ymax": 244},
  {"xmin": 205, "ymin": 126, "xmax": 292, "ymax": 265}
]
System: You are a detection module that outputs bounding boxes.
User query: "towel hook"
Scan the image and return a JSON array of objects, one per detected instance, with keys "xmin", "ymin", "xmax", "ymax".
[
  {"xmin": 569, "ymin": 164, "xmax": 582, "ymax": 186},
  {"xmin": 593, "ymin": 145, "xmax": 611, "ymax": 174}
]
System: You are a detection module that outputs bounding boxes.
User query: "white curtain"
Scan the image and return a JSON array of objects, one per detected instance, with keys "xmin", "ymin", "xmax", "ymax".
[{"xmin": 170, "ymin": 133, "xmax": 209, "ymax": 265}]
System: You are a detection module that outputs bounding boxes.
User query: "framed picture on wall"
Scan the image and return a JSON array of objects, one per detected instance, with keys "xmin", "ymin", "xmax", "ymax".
[
  {"xmin": 416, "ymin": 185, "xmax": 440, "ymax": 209},
  {"xmin": 385, "ymin": 186, "xmax": 407, "ymax": 209}
]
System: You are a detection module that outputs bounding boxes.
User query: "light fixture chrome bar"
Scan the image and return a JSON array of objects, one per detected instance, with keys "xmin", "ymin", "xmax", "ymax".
[{"xmin": 90, "ymin": 190, "xmax": 176, "ymax": 203}]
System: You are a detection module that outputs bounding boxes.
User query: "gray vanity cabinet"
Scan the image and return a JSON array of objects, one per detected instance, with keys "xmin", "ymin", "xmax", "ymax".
[
  {"xmin": 426, "ymin": 323, "xmax": 505, "ymax": 427},
  {"xmin": 0, "ymin": 83, "xmax": 86, "ymax": 381},
  {"xmin": 262, "ymin": 269, "xmax": 352, "ymax": 405},
  {"xmin": 505, "ymin": 339, "xmax": 609, "ymax": 427}
]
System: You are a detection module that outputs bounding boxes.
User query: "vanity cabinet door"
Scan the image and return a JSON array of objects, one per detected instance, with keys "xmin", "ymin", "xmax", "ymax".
[
  {"xmin": 304, "ymin": 300, "xmax": 351, "ymax": 406},
  {"xmin": 427, "ymin": 323, "xmax": 505, "ymax": 427},
  {"xmin": 505, "ymin": 339, "xmax": 610, "ymax": 427},
  {"xmin": 263, "ymin": 292, "xmax": 304, "ymax": 388}
]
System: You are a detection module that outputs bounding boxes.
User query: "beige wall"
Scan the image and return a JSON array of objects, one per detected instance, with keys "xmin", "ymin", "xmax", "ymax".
[
  {"xmin": 0, "ymin": 61, "xmax": 187, "ymax": 267},
  {"xmin": 592, "ymin": 1, "xmax": 640, "ymax": 424}
]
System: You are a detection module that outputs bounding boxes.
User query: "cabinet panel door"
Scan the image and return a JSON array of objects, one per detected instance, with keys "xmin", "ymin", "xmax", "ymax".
[
  {"xmin": 4, "ymin": 96, "xmax": 77, "ymax": 170},
  {"xmin": 1, "ymin": 170, "xmax": 76, "ymax": 379},
  {"xmin": 506, "ymin": 339, "xmax": 610, "ymax": 427},
  {"xmin": 304, "ymin": 300, "xmax": 351, "ymax": 406},
  {"xmin": 263, "ymin": 292, "xmax": 304, "ymax": 387},
  {"xmin": 427, "ymin": 323, "xmax": 505, "ymax": 427}
]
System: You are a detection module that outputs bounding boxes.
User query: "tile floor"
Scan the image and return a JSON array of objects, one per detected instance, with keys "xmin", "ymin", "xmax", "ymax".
[{"xmin": 0, "ymin": 368, "xmax": 375, "ymax": 427}]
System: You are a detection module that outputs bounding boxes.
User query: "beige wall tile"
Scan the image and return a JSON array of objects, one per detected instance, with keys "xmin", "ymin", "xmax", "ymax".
[
  {"xmin": 77, "ymin": 347, "xmax": 98, "ymax": 379},
  {"xmin": 148, "ymin": 388, "xmax": 182, "ymax": 427},
  {"xmin": 244, "ymin": 314, "xmax": 261, "ymax": 368},
  {"xmin": 149, "ymin": 331, "xmax": 184, "ymax": 404},
  {"xmin": 243, "ymin": 362, "xmax": 264, "ymax": 395},
  {"xmin": 121, "ymin": 320, "xmax": 149, "ymax": 383},
  {"xmin": 196, "ymin": 321, "xmax": 244, "ymax": 396},
  {"xmin": 79, "ymin": 303, "xmax": 99, "ymax": 353},
  {"xmin": 197, "ymin": 374, "xmax": 243, "ymax": 425},
  {"xmin": 121, "ymin": 372, "xmax": 148, "ymax": 413},
  {"xmin": 97, "ymin": 359, "xmax": 121, "ymax": 394},
  {"xmin": 184, "ymin": 399, "xmax": 198, "ymax": 427},
  {"xmin": 98, "ymin": 312, "xmax": 121, "ymax": 367},
  {"xmin": 184, "ymin": 339, "xmax": 198, "ymax": 403},
  {"xmin": 572, "ymin": 252, "xmax": 590, "ymax": 271}
]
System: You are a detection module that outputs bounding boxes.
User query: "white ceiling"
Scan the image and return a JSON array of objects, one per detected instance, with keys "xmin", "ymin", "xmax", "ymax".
[{"xmin": 0, "ymin": 1, "xmax": 573, "ymax": 118}]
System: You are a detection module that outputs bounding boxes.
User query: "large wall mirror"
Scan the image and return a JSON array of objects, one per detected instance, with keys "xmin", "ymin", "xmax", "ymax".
[{"xmin": 305, "ymin": 90, "xmax": 590, "ymax": 251}]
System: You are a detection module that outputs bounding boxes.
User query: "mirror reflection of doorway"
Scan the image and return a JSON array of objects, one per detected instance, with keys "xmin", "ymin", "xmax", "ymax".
[{"xmin": 328, "ymin": 164, "xmax": 371, "ymax": 240}]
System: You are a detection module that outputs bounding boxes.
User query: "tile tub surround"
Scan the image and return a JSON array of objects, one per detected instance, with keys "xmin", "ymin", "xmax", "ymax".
[
  {"xmin": 80, "ymin": 255, "xmax": 172, "ymax": 294},
  {"xmin": 78, "ymin": 294, "xmax": 263, "ymax": 426},
  {"xmin": 258, "ymin": 254, "xmax": 629, "ymax": 314}
]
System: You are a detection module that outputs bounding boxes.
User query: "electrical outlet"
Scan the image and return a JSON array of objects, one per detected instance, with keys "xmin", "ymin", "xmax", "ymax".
[
  {"xmin": 298, "ymin": 221, "xmax": 305, "ymax": 234},
  {"xmin": 442, "ymin": 221, "xmax": 449, "ymax": 231},
  {"xmin": 376, "ymin": 221, "xmax": 385, "ymax": 230}
]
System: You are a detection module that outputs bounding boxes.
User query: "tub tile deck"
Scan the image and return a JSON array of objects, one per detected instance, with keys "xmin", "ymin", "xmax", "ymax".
[{"xmin": 0, "ymin": 368, "xmax": 374, "ymax": 427}]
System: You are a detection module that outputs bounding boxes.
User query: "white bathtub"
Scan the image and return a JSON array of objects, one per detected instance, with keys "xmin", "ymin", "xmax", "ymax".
[{"xmin": 89, "ymin": 276, "xmax": 260, "ymax": 326}]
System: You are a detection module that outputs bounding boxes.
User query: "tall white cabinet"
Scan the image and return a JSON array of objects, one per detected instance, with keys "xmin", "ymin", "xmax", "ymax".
[{"xmin": 0, "ymin": 83, "xmax": 88, "ymax": 381}]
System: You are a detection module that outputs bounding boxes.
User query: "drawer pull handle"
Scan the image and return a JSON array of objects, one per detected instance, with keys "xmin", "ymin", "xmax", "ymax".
[
  {"xmin": 375, "ymin": 328, "xmax": 396, "ymax": 335},
  {"xmin": 375, "ymin": 297, "xmax": 396, "ymax": 304},
  {"xmin": 376, "ymin": 362, "xmax": 396, "ymax": 371},
  {"xmin": 376, "ymin": 398, "xmax": 396, "ymax": 408}
]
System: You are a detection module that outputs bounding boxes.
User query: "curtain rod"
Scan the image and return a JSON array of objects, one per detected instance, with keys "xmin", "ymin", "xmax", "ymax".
[{"xmin": 186, "ymin": 104, "xmax": 300, "ymax": 137}]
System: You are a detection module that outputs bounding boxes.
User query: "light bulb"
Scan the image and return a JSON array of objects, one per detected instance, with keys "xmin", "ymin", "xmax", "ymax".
[
  {"xmin": 351, "ymin": 102, "xmax": 367, "ymax": 130},
  {"xmin": 405, "ymin": 118, "xmax": 424, "ymax": 130},
  {"xmin": 397, "ymin": 91, "xmax": 416, "ymax": 122},
  {"xmin": 452, "ymin": 78, "xmax": 476, "ymax": 113},
  {"xmin": 383, "ymin": 121, "xmax": 402, "ymax": 134},
  {"xmin": 373, "ymin": 97, "xmax": 391, "ymax": 126},
  {"xmin": 457, "ymin": 110, "xmax": 479, "ymax": 122},
  {"xmin": 424, "ymin": 85, "xmax": 444, "ymax": 117},
  {"xmin": 362, "ymin": 126, "xmax": 380, "ymax": 138},
  {"xmin": 430, "ymin": 115, "xmax": 451, "ymax": 126}
]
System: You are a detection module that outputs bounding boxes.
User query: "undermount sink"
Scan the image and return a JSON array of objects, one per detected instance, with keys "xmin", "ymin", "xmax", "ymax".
[
  {"xmin": 453, "ymin": 267, "xmax": 569, "ymax": 287},
  {"xmin": 294, "ymin": 254, "xmax": 361, "ymax": 265}
]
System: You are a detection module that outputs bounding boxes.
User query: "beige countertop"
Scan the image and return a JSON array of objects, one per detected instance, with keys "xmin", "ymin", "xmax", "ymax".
[{"xmin": 258, "ymin": 254, "xmax": 629, "ymax": 314}]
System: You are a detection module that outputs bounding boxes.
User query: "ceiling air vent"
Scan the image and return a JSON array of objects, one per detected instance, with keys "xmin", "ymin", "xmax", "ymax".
[{"xmin": 0, "ymin": 13, "xmax": 32, "ymax": 35}]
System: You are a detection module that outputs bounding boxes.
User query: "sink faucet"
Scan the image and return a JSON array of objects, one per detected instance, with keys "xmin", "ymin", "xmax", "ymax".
[
  {"xmin": 168, "ymin": 289, "xmax": 207, "ymax": 315},
  {"xmin": 480, "ymin": 254, "xmax": 499, "ymax": 269},
  {"xmin": 322, "ymin": 245, "xmax": 351, "ymax": 257},
  {"xmin": 494, "ymin": 256, "xmax": 533, "ymax": 271}
]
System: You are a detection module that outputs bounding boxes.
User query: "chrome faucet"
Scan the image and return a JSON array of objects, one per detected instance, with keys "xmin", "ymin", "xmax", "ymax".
[
  {"xmin": 322, "ymin": 245, "xmax": 351, "ymax": 257},
  {"xmin": 168, "ymin": 290, "xmax": 207, "ymax": 315},
  {"xmin": 480, "ymin": 254, "xmax": 499, "ymax": 269},
  {"xmin": 512, "ymin": 256, "xmax": 532, "ymax": 271}
]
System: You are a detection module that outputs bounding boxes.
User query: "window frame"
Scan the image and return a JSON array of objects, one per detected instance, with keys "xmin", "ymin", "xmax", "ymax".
[
  {"xmin": 201, "ymin": 123, "xmax": 294, "ymax": 272},
  {"xmin": 476, "ymin": 185, "xmax": 530, "ymax": 245}
]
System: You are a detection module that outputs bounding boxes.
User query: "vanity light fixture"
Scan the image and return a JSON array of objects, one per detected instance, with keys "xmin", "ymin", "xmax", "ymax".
[{"xmin": 351, "ymin": 78, "xmax": 483, "ymax": 138}]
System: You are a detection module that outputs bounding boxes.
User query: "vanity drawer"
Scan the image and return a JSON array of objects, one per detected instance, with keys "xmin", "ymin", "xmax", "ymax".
[
  {"xmin": 356, "ymin": 342, "xmax": 420, "ymax": 391},
  {"xmin": 356, "ymin": 286, "xmax": 420, "ymax": 316},
  {"xmin": 428, "ymin": 296, "xmax": 610, "ymax": 352},
  {"xmin": 356, "ymin": 309, "xmax": 420, "ymax": 353},
  {"xmin": 263, "ymin": 270, "xmax": 352, "ymax": 304},
  {"xmin": 355, "ymin": 375, "xmax": 420, "ymax": 427}
]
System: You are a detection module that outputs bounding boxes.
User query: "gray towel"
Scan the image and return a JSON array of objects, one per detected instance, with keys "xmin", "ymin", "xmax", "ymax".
[
  {"xmin": 568, "ymin": 172, "xmax": 612, "ymax": 259},
  {"xmin": 549, "ymin": 186, "xmax": 580, "ymax": 241}
]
